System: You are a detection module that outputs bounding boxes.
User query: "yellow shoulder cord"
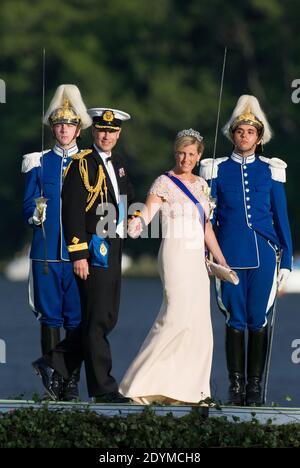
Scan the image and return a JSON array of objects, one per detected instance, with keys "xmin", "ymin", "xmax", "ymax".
[
  {"xmin": 79, "ymin": 158, "xmax": 107, "ymax": 212},
  {"xmin": 63, "ymin": 161, "xmax": 72, "ymax": 179},
  {"xmin": 73, "ymin": 149, "xmax": 93, "ymax": 160},
  {"xmin": 63, "ymin": 149, "xmax": 93, "ymax": 180}
]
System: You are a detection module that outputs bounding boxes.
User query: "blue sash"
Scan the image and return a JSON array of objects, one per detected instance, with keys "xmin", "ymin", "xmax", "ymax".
[{"xmin": 164, "ymin": 172, "xmax": 206, "ymax": 228}]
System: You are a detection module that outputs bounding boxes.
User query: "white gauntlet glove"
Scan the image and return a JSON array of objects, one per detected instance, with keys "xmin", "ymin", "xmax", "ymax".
[
  {"xmin": 30, "ymin": 203, "xmax": 47, "ymax": 226},
  {"xmin": 127, "ymin": 217, "xmax": 143, "ymax": 239},
  {"xmin": 277, "ymin": 268, "xmax": 290, "ymax": 292}
]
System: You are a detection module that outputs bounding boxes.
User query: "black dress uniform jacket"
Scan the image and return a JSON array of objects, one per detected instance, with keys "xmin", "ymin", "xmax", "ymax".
[
  {"xmin": 46, "ymin": 147, "xmax": 134, "ymax": 397},
  {"xmin": 62, "ymin": 147, "xmax": 134, "ymax": 261}
]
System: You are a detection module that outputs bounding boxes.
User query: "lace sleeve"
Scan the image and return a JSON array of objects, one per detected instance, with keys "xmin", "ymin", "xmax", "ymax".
[
  {"xmin": 148, "ymin": 175, "xmax": 170, "ymax": 201},
  {"xmin": 198, "ymin": 176, "xmax": 208, "ymax": 189}
]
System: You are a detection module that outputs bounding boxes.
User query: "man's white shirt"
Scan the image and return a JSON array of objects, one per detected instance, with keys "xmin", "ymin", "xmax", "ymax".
[{"xmin": 94, "ymin": 144, "xmax": 125, "ymax": 238}]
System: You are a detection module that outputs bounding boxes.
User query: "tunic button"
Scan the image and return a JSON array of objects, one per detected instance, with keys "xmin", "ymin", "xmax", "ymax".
[
  {"xmin": 247, "ymin": 205, "xmax": 251, "ymax": 209},
  {"xmin": 243, "ymin": 165, "xmax": 247, "ymax": 169},
  {"xmin": 244, "ymin": 173, "xmax": 248, "ymax": 177},
  {"xmin": 245, "ymin": 180, "xmax": 249, "ymax": 185},
  {"xmin": 248, "ymin": 214, "xmax": 251, "ymax": 218},
  {"xmin": 246, "ymin": 188, "xmax": 249, "ymax": 192},
  {"xmin": 249, "ymin": 223, "xmax": 252, "ymax": 227},
  {"xmin": 63, "ymin": 158, "xmax": 67, "ymax": 162},
  {"xmin": 246, "ymin": 197, "xmax": 250, "ymax": 201}
]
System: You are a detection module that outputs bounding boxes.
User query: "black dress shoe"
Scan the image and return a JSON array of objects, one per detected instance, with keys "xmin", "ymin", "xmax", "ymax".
[
  {"xmin": 32, "ymin": 357, "xmax": 62, "ymax": 401},
  {"xmin": 245, "ymin": 377, "xmax": 263, "ymax": 406},
  {"xmin": 62, "ymin": 376, "xmax": 80, "ymax": 401},
  {"xmin": 94, "ymin": 392, "xmax": 132, "ymax": 404}
]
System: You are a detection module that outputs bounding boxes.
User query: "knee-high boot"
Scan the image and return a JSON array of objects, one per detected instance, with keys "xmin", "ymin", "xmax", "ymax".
[
  {"xmin": 41, "ymin": 323, "xmax": 61, "ymax": 355},
  {"xmin": 246, "ymin": 326, "xmax": 268, "ymax": 406},
  {"xmin": 40, "ymin": 324, "xmax": 63, "ymax": 400},
  {"xmin": 61, "ymin": 329, "xmax": 81, "ymax": 401},
  {"xmin": 226, "ymin": 325, "xmax": 246, "ymax": 406}
]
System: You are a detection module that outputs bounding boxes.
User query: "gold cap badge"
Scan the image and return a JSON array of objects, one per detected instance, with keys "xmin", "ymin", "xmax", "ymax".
[{"xmin": 103, "ymin": 110, "xmax": 114, "ymax": 122}]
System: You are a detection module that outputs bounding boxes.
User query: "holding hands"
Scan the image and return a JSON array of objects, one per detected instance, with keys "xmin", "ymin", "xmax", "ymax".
[{"xmin": 128, "ymin": 216, "xmax": 143, "ymax": 239}]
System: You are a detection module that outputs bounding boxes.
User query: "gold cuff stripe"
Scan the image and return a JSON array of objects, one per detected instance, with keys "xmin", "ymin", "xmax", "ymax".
[{"xmin": 67, "ymin": 242, "xmax": 88, "ymax": 252}]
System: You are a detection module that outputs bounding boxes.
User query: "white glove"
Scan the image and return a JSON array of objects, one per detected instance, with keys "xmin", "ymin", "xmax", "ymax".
[
  {"xmin": 30, "ymin": 203, "xmax": 47, "ymax": 226},
  {"xmin": 127, "ymin": 217, "xmax": 143, "ymax": 238},
  {"xmin": 277, "ymin": 268, "xmax": 290, "ymax": 292}
]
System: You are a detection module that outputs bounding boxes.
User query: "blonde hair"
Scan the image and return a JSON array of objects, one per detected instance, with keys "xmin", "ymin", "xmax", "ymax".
[{"xmin": 174, "ymin": 135, "xmax": 204, "ymax": 154}]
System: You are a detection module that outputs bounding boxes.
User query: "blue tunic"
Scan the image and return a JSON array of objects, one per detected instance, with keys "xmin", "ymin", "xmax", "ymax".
[
  {"xmin": 23, "ymin": 145, "xmax": 76, "ymax": 261},
  {"xmin": 200, "ymin": 152, "xmax": 293, "ymax": 330},
  {"xmin": 23, "ymin": 144, "xmax": 81, "ymax": 328},
  {"xmin": 207, "ymin": 153, "xmax": 292, "ymax": 270}
]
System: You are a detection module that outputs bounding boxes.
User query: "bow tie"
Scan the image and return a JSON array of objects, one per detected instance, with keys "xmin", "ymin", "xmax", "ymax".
[{"xmin": 105, "ymin": 157, "xmax": 112, "ymax": 163}]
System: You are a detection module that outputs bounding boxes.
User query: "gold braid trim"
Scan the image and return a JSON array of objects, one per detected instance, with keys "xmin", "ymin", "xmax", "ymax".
[
  {"xmin": 63, "ymin": 149, "xmax": 93, "ymax": 179},
  {"xmin": 72, "ymin": 149, "xmax": 93, "ymax": 160},
  {"xmin": 79, "ymin": 158, "xmax": 107, "ymax": 212},
  {"xmin": 63, "ymin": 161, "xmax": 73, "ymax": 179}
]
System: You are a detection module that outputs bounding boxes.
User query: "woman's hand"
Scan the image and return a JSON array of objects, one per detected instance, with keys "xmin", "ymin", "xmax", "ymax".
[
  {"xmin": 215, "ymin": 257, "xmax": 230, "ymax": 269},
  {"xmin": 127, "ymin": 217, "xmax": 143, "ymax": 238}
]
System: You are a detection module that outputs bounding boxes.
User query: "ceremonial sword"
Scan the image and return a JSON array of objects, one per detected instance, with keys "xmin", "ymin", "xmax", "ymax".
[
  {"xmin": 262, "ymin": 250, "xmax": 282, "ymax": 404},
  {"xmin": 35, "ymin": 48, "xmax": 48, "ymax": 275},
  {"xmin": 209, "ymin": 46, "xmax": 227, "ymax": 187}
]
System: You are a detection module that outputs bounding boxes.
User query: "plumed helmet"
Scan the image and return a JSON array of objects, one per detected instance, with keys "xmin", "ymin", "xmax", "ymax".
[
  {"xmin": 43, "ymin": 84, "xmax": 92, "ymax": 129},
  {"xmin": 223, "ymin": 95, "xmax": 272, "ymax": 144}
]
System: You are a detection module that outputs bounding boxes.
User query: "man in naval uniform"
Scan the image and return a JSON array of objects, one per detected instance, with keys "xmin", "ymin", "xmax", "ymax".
[
  {"xmin": 33, "ymin": 108, "xmax": 134, "ymax": 403},
  {"xmin": 23, "ymin": 84, "xmax": 92, "ymax": 400},
  {"xmin": 200, "ymin": 95, "xmax": 293, "ymax": 406}
]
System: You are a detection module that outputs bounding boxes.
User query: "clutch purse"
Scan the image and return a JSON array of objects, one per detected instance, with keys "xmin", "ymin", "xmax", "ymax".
[{"xmin": 206, "ymin": 259, "xmax": 239, "ymax": 285}]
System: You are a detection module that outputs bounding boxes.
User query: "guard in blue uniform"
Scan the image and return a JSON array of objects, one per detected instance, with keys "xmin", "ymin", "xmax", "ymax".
[
  {"xmin": 22, "ymin": 84, "xmax": 92, "ymax": 400},
  {"xmin": 200, "ymin": 95, "xmax": 293, "ymax": 406}
]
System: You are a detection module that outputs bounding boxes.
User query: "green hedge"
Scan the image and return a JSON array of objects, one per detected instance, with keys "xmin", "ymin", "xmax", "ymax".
[{"xmin": 0, "ymin": 407, "xmax": 300, "ymax": 448}]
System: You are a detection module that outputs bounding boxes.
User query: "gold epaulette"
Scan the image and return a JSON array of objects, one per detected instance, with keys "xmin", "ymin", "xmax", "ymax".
[
  {"xmin": 64, "ymin": 149, "xmax": 93, "ymax": 179},
  {"xmin": 72, "ymin": 149, "xmax": 93, "ymax": 160}
]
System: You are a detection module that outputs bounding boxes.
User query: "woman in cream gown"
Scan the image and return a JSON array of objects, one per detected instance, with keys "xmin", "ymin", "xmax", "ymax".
[{"xmin": 119, "ymin": 129, "xmax": 228, "ymax": 404}]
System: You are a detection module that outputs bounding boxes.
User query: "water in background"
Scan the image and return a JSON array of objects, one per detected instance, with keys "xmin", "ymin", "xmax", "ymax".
[{"xmin": 0, "ymin": 276, "xmax": 299, "ymax": 406}]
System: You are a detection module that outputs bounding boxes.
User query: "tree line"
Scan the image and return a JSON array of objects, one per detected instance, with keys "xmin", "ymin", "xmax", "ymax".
[{"xmin": 0, "ymin": 0, "xmax": 299, "ymax": 260}]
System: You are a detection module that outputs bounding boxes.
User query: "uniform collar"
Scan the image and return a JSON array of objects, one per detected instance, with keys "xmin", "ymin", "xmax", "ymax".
[
  {"xmin": 231, "ymin": 152, "xmax": 256, "ymax": 165},
  {"xmin": 93, "ymin": 143, "xmax": 112, "ymax": 164},
  {"xmin": 53, "ymin": 144, "xmax": 78, "ymax": 158}
]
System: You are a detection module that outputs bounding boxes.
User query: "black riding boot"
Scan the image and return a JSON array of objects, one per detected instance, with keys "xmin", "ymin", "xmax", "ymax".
[
  {"xmin": 40, "ymin": 324, "xmax": 63, "ymax": 400},
  {"xmin": 61, "ymin": 329, "xmax": 81, "ymax": 401},
  {"xmin": 246, "ymin": 326, "xmax": 268, "ymax": 406},
  {"xmin": 226, "ymin": 325, "xmax": 246, "ymax": 406},
  {"xmin": 41, "ymin": 323, "xmax": 61, "ymax": 355}
]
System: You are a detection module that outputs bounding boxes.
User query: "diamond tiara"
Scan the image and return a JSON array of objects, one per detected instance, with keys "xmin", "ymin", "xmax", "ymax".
[{"xmin": 176, "ymin": 128, "xmax": 203, "ymax": 143}]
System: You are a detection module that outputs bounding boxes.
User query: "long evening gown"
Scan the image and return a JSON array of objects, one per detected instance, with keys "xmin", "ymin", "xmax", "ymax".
[{"xmin": 119, "ymin": 174, "xmax": 213, "ymax": 404}]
